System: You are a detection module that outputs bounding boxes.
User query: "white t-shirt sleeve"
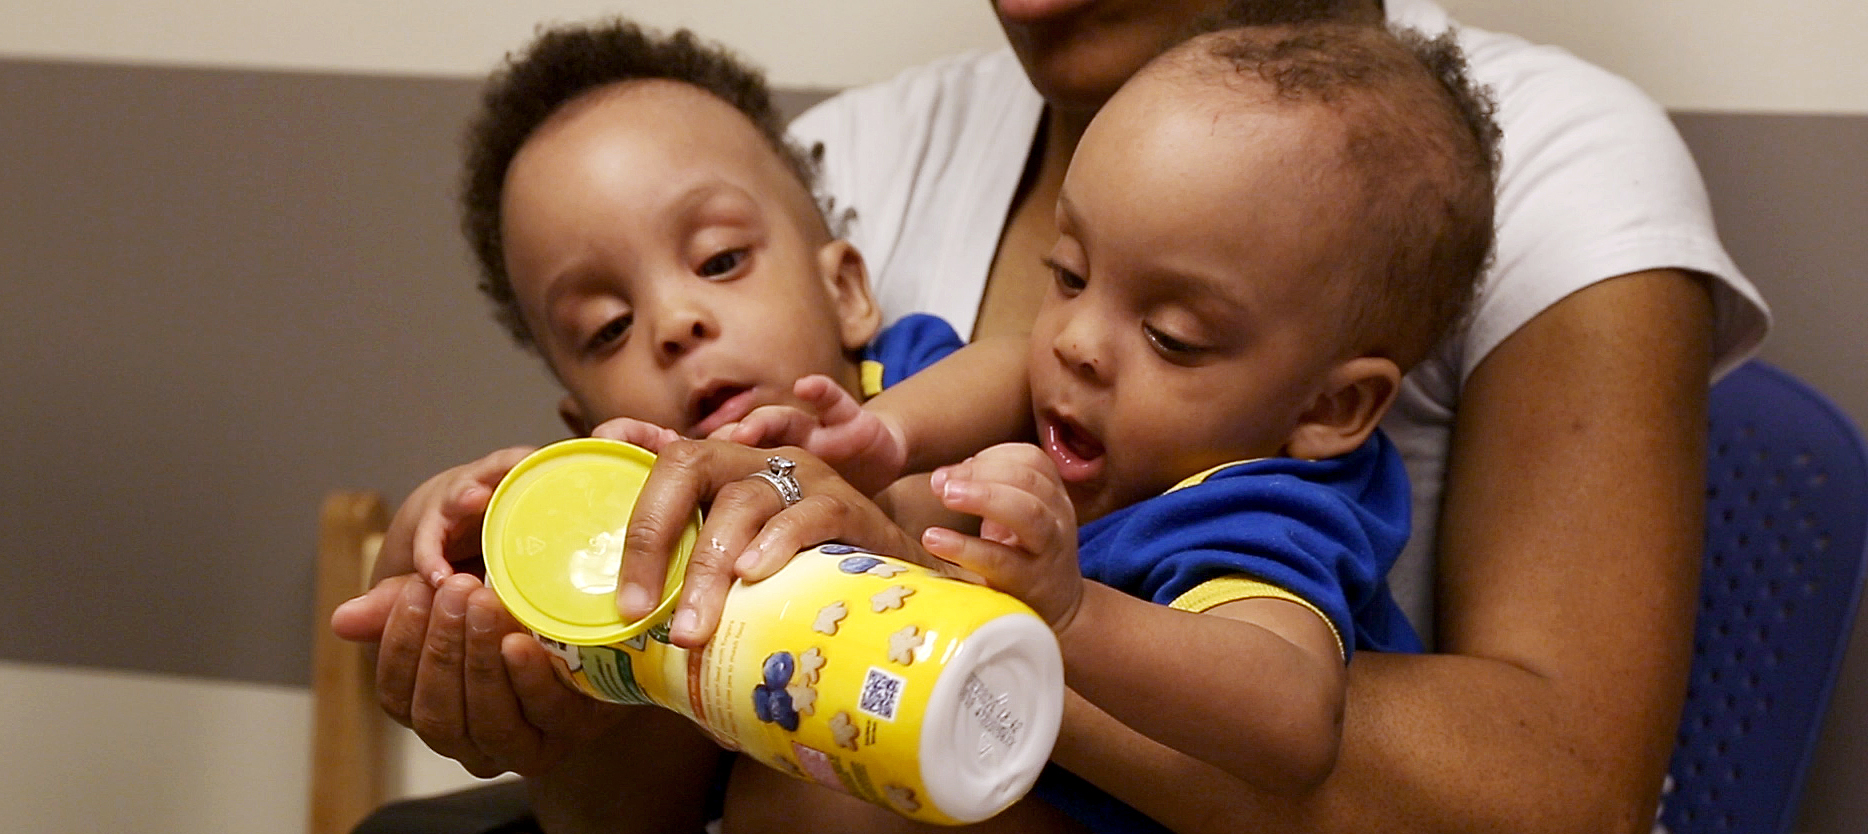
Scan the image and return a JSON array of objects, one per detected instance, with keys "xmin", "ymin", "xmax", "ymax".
[
  {"xmin": 1385, "ymin": 0, "xmax": 1771, "ymax": 638},
  {"xmin": 1456, "ymin": 27, "xmax": 1769, "ymax": 381}
]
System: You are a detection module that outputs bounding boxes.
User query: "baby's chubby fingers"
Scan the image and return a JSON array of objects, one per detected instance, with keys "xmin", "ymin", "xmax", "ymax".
[
  {"xmin": 409, "ymin": 477, "xmax": 491, "ymax": 585},
  {"xmin": 591, "ymin": 416, "xmax": 683, "ymax": 451},
  {"xmin": 933, "ymin": 444, "xmax": 1070, "ymax": 503},
  {"xmin": 792, "ymin": 373, "xmax": 864, "ymax": 424},
  {"xmin": 931, "ymin": 444, "xmax": 1075, "ymax": 557},
  {"xmin": 921, "ymin": 524, "xmax": 1084, "ymax": 631},
  {"xmin": 392, "ymin": 446, "xmax": 534, "ymax": 587},
  {"xmin": 928, "ymin": 475, "xmax": 1073, "ymax": 562},
  {"xmin": 718, "ymin": 405, "xmax": 817, "ymax": 447}
]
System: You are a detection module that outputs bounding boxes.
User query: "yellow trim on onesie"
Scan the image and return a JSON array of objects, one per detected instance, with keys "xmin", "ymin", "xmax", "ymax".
[
  {"xmin": 1170, "ymin": 575, "xmax": 1346, "ymax": 662},
  {"xmin": 860, "ymin": 359, "xmax": 885, "ymax": 399},
  {"xmin": 1168, "ymin": 458, "xmax": 1266, "ymax": 493}
]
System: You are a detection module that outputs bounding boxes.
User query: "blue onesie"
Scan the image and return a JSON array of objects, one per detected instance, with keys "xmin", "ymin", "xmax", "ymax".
[
  {"xmin": 859, "ymin": 313, "xmax": 964, "ymax": 394},
  {"xmin": 1034, "ymin": 431, "xmax": 1423, "ymax": 833}
]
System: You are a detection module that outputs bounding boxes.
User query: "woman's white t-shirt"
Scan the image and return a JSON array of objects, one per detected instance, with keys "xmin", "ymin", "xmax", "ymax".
[{"xmin": 788, "ymin": 0, "xmax": 1771, "ymax": 643}]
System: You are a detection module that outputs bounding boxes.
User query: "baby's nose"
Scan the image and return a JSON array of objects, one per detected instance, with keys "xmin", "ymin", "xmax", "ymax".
[{"xmin": 656, "ymin": 308, "xmax": 714, "ymax": 360}]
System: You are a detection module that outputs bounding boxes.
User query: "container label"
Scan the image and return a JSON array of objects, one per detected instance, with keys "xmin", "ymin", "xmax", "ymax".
[
  {"xmin": 858, "ymin": 666, "xmax": 906, "ymax": 721},
  {"xmin": 962, "ymin": 673, "xmax": 1022, "ymax": 762},
  {"xmin": 581, "ymin": 645, "xmax": 653, "ymax": 705}
]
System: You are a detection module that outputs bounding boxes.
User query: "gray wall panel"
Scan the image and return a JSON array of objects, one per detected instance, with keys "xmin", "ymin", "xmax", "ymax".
[
  {"xmin": 1674, "ymin": 112, "xmax": 1868, "ymax": 425},
  {"xmin": 1670, "ymin": 111, "xmax": 1868, "ymax": 834},
  {"xmin": 0, "ymin": 59, "xmax": 565, "ymax": 685}
]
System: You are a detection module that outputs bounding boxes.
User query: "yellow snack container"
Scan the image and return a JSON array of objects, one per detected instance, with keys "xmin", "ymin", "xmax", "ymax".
[{"xmin": 482, "ymin": 438, "xmax": 1065, "ymax": 825}]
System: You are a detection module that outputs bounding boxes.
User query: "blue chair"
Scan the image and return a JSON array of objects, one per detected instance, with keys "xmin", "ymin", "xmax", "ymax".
[{"xmin": 1660, "ymin": 361, "xmax": 1868, "ymax": 834}]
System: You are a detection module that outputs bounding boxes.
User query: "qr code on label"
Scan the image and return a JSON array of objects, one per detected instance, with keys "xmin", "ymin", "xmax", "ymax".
[{"xmin": 858, "ymin": 666, "xmax": 905, "ymax": 721}]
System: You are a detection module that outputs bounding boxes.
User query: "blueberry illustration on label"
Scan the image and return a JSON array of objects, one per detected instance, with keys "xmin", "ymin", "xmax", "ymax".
[
  {"xmin": 754, "ymin": 652, "xmax": 803, "ymax": 731},
  {"xmin": 819, "ymin": 544, "xmax": 861, "ymax": 555},
  {"xmin": 768, "ymin": 687, "xmax": 799, "ymax": 731},
  {"xmin": 838, "ymin": 555, "xmax": 883, "ymax": 575},
  {"xmin": 763, "ymin": 651, "xmax": 796, "ymax": 687}
]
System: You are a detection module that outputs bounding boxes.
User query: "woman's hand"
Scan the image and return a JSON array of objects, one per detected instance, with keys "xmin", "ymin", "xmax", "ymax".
[
  {"xmin": 587, "ymin": 427, "xmax": 929, "ymax": 649},
  {"xmin": 338, "ymin": 571, "xmax": 634, "ymax": 778}
]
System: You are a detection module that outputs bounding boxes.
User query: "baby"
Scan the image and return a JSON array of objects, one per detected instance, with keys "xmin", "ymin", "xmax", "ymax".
[
  {"xmin": 334, "ymin": 20, "xmax": 978, "ymax": 600},
  {"xmin": 722, "ymin": 20, "xmax": 1500, "ymax": 827}
]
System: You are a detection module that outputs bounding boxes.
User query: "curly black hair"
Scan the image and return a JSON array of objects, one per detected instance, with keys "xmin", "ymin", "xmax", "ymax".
[
  {"xmin": 461, "ymin": 19, "xmax": 817, "ymax": 348},
  {"xmin": 1183, "ymin": 21, "xmax": 1501, "ymax": 371}
]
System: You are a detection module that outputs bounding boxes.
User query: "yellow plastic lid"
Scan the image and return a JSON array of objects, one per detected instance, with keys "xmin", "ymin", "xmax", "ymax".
[{"xmin": 481, "ymin": 438, "xmax": 700, "ymax": 645}]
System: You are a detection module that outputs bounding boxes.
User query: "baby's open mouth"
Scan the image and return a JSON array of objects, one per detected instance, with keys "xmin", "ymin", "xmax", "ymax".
[
  {"xmin": 690, "ymin": 383, "xmax": 755, "ymax": 436},
  {"xmin": 1042, "ymin": 413, "xmax": 1105, "ymax": 483}
]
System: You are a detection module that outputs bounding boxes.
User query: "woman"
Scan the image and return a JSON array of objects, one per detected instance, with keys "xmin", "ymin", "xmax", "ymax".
[{"xmin": 371, "ymin": 2, "xmax": 1767, "ymax": 832}]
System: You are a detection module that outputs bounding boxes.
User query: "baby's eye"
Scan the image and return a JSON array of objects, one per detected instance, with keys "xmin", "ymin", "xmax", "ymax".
[
  {"xmin": 586, "ymin": 314, "xmax": 632, "ymax": 353},
  {"xmin": 1144, "ymin": 324, "xmax": 1205, "ymax": 360},
  {"xmin": 698, "ymin": 249, "xmax": 748, "ymax": 278},
  {"xmin": 1043, "ymin": 257, "xmax": 1086, "ymax": 294}
]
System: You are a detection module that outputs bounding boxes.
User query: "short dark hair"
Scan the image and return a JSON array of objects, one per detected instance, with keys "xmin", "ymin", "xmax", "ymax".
[
  {"xmin": 460, "ymin": 19, "xmax": 817, "ymax": 348},
  {"xmin": 1182, "ymin": 21, "xmax": 1500, "ymax": 370}
]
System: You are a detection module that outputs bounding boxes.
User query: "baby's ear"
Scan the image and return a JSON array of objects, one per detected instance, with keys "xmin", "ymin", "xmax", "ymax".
[
  {"xmin": 557, "ymin": 395, "xmax": 593, "ymax": 438},
  {"xmin": 817, "ymin": 240, "xmax": 881, "ymax": 351},
  {"xmin": 1284, "ymin": 356, "xmax": 1401, "ymax": 461}
]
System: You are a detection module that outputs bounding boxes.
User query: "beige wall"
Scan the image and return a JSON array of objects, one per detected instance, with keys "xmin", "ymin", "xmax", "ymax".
[
  {"xmin": 7, "ymin": 1, "xmax": 1867, "ymax": 112},
  {"xmin": 1439, "ymin": 0, "xmax": 1868, "ymax": 114},
  {"xmin": 1, "ymin": 0, "xmax": 1004, "ymax": 88}
]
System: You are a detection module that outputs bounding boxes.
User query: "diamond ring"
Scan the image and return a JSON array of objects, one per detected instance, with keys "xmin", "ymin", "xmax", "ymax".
[{"xmin": 749, "ymin": 455, "xmax": 803, "ymax": 508}]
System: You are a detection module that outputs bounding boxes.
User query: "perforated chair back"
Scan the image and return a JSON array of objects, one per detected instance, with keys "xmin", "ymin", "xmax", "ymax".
[{"xmin": 1661, "ymin": 361, "xmax": 1868, "ymax": 834}]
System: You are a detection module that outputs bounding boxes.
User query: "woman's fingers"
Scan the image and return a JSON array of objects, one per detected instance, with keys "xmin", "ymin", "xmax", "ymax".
[
  {"xmin": 330, "ymin": 576, "xmax": 405, "ymax": 643},
  {"xmin": 407, "ymin": 574, "xmax": 501, "ymax": 776},
  {"xmin": 665, "ymin": 472, "xmax": 796, "ymax": 647},
  {"xmin": 618, "ymin": 440, "xmax": 723, "ymax": 623},
  {"xmin": 373, "ymin": 575, "xmax": 433, "ymax": 727},
  {"xmin": 620, "ymin": 440, "xmax": 921, "ymax": 648},
  {"xmin": 461, "ymin": 587, "xmax": 544, "ymax": 775}
]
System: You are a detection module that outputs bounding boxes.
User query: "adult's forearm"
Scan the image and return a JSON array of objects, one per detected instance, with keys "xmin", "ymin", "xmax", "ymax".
[{"xmin": 1053, "ymin": 648, "xmax": 1679, "ymax": 834}]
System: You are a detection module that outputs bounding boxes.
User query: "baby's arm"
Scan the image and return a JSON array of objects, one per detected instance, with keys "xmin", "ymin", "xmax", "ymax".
[
  {"xmin": 724, "ymin": 335, "xmax": 1033, "ymax": 494},
  {"xmin": 924, "ymin": 445, "xmax": 1346, "ymax": 795}
]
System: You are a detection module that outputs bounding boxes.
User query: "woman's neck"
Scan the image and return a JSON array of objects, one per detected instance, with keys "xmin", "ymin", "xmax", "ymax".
[{"xmin": 1045, "ymin": 105, "xmax": 1094, "ymax": 177}]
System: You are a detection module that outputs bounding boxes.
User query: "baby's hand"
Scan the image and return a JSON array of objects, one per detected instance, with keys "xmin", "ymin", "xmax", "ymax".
[
  {"xmin": 921, "ymin": 443, "xmax": 1085, "ymax": 632},
  {"xmin": 716, "ymin": 375, "xmax": 907, "ymax": 495},
  {"xmin": 378, "ymin": 446, "xmax": 536, "ymax": 588},
  {"xmin": 590, "ymin": 416, "xmax": 683, "ymax": 452}
]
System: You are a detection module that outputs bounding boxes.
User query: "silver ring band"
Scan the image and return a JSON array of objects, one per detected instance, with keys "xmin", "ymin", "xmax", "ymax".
[{"xmin": 749, "ymin": 455, "xmax": 802, "ymax": 508}]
